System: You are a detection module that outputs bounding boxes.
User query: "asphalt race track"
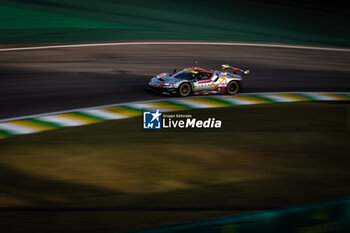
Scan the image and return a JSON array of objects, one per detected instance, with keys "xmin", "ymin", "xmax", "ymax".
[{"xmin": 0, "ymin": 43, "xmax": 349, "ymax": 119}]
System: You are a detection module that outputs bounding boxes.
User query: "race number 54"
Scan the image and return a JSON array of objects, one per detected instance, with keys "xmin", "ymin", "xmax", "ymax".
[{"xmin": 219, "ymin": 78, "xmax": 227, "ymax": 85}]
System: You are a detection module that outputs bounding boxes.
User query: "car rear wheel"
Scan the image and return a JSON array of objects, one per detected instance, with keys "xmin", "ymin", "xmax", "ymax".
[
  {"xmin": 226, "ymin": 81, "xmax": 240, "ymax": 95},
  {"xmin": 178, "ymin": 83, "xmax": 191, "ymax": 97}
]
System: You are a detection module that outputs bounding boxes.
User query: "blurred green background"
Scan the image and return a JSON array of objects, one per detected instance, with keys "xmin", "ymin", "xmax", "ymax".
[{"xmin": 0, "ymin": 0, "xmax": 349, "ymax": 46}]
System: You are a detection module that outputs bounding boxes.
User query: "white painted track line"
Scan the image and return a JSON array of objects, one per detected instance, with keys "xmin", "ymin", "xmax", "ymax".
[
  {"xmin": 37, "ymin": 115, "xmax": 86, "ymax": 127},
  {"xmin": 80, "ymin": 109, "xmax": 125, "ymax": 120},
  {"xmin": 0, "ymin": 123, "xmax": 39, "ymax": 134},
  {"xmin": 261, "ymin": 94, "xmax": 298, "ymax": 102}
]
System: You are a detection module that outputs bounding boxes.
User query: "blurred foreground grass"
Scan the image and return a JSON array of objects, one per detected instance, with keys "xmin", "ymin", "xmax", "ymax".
[{"xmin": 0, "ymin": 102, "xmax": 349, "ymax": 232}]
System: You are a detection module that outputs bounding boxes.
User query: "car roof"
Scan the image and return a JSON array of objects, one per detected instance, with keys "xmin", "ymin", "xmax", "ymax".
[{"xmin": 186, "ymin": 66, "xmax": 213, "ymax": 73}]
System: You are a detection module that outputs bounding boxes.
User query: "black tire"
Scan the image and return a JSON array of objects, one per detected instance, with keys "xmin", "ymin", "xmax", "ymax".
[
  {"xmin": 226, "ymin": 81, "xmax": 240, "ymax": 95},
  {"xmin": 178, "ymin": 83, "xmax": 191, "ymax": 97}
]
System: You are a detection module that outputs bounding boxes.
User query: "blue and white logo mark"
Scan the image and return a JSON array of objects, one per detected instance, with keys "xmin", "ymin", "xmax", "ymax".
[{"xmin": 143, "ymin": 109, "xmax": 162, "ymax": 129}]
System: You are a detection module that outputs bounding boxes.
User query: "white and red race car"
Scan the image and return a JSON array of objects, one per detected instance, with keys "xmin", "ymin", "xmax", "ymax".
[{"xmin": 148, "ymin": 64, "xmax": 250, "ymax": 96}]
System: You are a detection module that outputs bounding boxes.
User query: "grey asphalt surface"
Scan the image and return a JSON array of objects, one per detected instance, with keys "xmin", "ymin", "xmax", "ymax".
[{"xmin": 0, "ymin": 44, "xmax": 349, "ymax": 119}]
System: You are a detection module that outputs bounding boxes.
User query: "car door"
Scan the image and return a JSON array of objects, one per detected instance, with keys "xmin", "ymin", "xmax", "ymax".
[{"xmin": 192, "ymin": 72, "xmax": 215, "ymax": 92}]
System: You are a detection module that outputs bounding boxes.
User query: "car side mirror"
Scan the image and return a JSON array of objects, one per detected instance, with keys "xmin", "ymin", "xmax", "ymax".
[{"xmin": 173, "ymin": 69, "xmax": 177, "ymax": 74}]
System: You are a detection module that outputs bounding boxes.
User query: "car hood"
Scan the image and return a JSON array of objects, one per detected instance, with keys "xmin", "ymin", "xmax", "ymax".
[{"xmin": 150, "ymin": 74, "xmax": 183, "ymax": 86}]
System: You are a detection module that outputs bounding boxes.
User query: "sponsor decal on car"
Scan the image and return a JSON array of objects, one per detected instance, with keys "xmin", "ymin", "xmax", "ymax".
[
  {"xmin": 157, "ymin": 73, "xmax": 168, "ymax": 78},
  {"xmin": 198, "ymin": 79, "xmax": 211, "ymax": 83},
  {"xmin": 184, "ymin": 68, "xmax": 198, "ymax": 74}
]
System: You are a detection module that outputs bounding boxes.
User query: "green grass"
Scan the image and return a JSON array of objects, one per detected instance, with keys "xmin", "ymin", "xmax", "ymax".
[{"xmin": 0, "ymin": 102, "xmax": 349, "ymax": 232}]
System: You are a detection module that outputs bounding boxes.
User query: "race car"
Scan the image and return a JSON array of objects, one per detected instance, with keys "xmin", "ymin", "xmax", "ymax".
[{"xmin": 148, "ymin": 64, "xmax": 250, "ymax": 97}]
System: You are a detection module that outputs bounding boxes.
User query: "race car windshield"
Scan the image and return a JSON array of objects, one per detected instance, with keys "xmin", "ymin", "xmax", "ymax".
[{"xmin": 173, "ymin": 70, "xmax": 197, "ymax": 80}]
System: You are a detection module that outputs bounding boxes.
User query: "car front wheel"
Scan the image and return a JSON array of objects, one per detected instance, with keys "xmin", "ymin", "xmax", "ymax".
[
  {"xmin": 226, "ymin": 81, "xmax": 240, "ymax": 95},
  {"xmin": 178, "ymin": 83, "xmax": 191, "ymax": 97}
]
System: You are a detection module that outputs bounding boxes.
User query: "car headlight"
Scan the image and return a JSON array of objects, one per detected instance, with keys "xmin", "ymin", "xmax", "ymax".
[{"xmin": 164, "ymin": 83, "xmax": 174, "ymax": 88}]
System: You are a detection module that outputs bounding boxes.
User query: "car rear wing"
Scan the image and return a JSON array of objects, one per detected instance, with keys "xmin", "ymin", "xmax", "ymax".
[{"xmin": 221, "ymin": 64, "xmax": 250, "ymax": 75}]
